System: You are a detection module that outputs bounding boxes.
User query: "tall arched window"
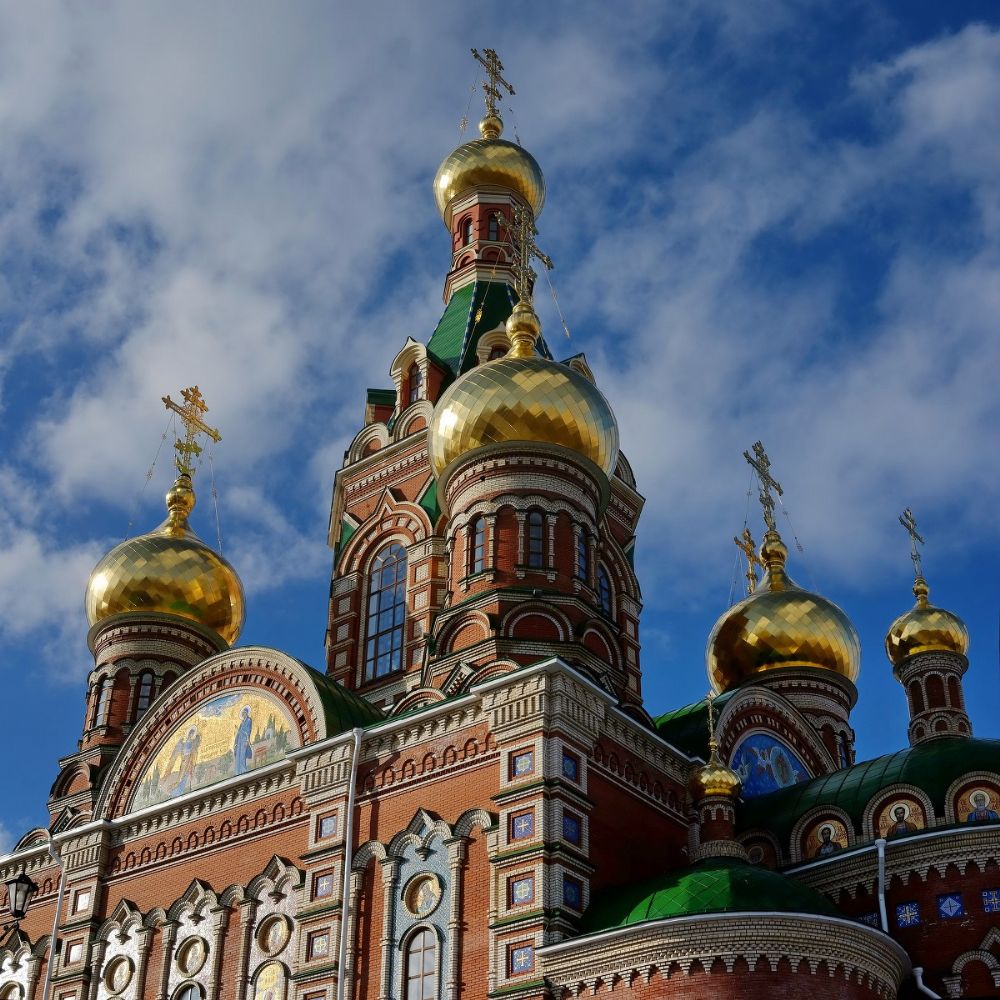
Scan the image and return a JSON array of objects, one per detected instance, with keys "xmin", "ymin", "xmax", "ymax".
[
  {"xmin": 405, "ymin": 927, "xmax": 438, "ymax": 1000},
  {"xmin": 134, "ymin": 672, "xmax": 155, "ymax": 718},
  {"xmin": 470, "ymin": 517, "xmax": 486, "ymax": 574},
  {"xmin": 526, "ymin": 511, "xmax": 544, "ymax": 568},
  {"xmin": 365, "ymin": 543, "xmax": 408, "ymax": 681},
  {"xmin": 597, "ymin": 565, "xmax": 612, "ymax": 615},
  {"xmin": 92, "ymin": 676, "xmax": 113, "ymax": 727},
  {"xmin": 408, "ymin": 363, "xmax": 423, "ymax": 404},
  {"xmin": 575, "ymin": 532, "xmax": 589, "ymax": 580},
  {"xmin": 488, "ymin": 214, "xmax": 500, "ymax": 241},
  {"xmin": 462, "ymin": 218, "xmax": 474, "ymax": 245},
  {"xmin": 174, "ymin": 986, "xmax": 204, "ymax": 1000}
]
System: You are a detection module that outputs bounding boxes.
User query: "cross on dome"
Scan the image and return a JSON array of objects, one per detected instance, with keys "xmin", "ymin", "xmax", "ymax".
[
  {"xmin": 162, "ymin": 385, "xmax": 221, "ymax": 479},
  {"xmin": 743, "ymin": 440, "xmax": 783, "ymax": 533},
  {"xmin": 898, "ymin": 506, "xmax": 925, "ymax": 582},
  {"xmin": 471, "ymin": 47, "xmax": 514, "ymax": 126}
]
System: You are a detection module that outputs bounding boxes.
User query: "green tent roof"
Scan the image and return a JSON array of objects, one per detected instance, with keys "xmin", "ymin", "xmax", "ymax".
[
  {"xmin": 299, "ymin": 661, "xmax": 385, "ymax": 735},
  {"xmin": 653, "ymin": 690, "xmax": 736, "ymax": 758},
  {"xmin": 739, "ymin": 736, "xmax": 1000, "ymax": 843},
  {"xmin": 581, "ymin": 858, "xmax": 838, "ymax": 933}
]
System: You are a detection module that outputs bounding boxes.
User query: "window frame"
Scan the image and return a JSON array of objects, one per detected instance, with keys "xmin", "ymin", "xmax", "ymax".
[
  {"xmin": 526, "ymin": 511, "xmax": 545, "ymax": 569},
  {"xmin": 597, "ymin": 565, "xmax": 612, "ymax": 615},
  {"xmin": 363, "ymin": 543, "xmax": 408, "ymax": 682},
  {"xmin": 462, "ymin": 218, "xmax": 474, "ymax": 246},
  {"xmin": 408, "ymin": 363, "xmax": 422, "ymax": 405},
  {"xmin": 134, "ymin": 671, "xmax": 155, "ymax": 718},
  {"xmin": 470, "ymin": 517, "xmax": 486, "ymax": 575},
  {"xmin": 575, "ymin": 532, "xmax": 589, "ymax": 581},
  {"xmin": 403, "ymin": 925, "xmax": 439, "ymax": 1000}
]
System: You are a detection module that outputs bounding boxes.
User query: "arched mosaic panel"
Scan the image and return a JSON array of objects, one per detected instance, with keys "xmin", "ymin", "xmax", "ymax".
[
  {"xmin": 731, "ymin": 732, "xmax": 810, "ymax": 798},
  {"xmin": 130, "ymin": 690, "xmax": 299, "ymax": 811}
]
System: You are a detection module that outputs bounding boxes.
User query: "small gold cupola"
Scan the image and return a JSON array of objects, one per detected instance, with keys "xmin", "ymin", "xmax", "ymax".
[
  {"xmin": 85, "ymin": 387, "xmax": 245, "ymax": 646},
  {"xmin": 886, "ymin": 508, "xmax": 968, "ymax": 666},
  {"xmin": 707, "ymin": 443, "xmax": 860, "ymax": 693}
]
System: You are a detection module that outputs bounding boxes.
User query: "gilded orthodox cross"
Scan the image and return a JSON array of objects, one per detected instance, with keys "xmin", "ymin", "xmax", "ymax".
[
  {"xmin": 705, "ymin": 690, "xmax": 718, "ymax": 745},
  {"xmin": 471, "ymin": 47, "xmax": 515, "ymax": 119},
  {"xmin": 898, "ymin": 507, "xmax": 925, "ymax": 580},
  {"xmin": 162, "ymin": 386, "xmax": 221, "ymax": 478},
  {"xmin": 734, "ymin": 527, "xmax": 761, "ymax": 595},
  {"xmin": 495, "ymin": 202, "xmax": 553, "ymax": 304},
  {"xmin": 743, "ymin": 440, "xmax": 783, "ymax": 532}
]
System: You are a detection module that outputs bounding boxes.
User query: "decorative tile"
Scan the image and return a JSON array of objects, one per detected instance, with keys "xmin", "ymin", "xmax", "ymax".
[
  {"xmin": 314, "ymin": 873, "xmax": 335, "ymax": 899},
  {"xmin": 561, "ymin": 751, "xmax": 579, "ymax": 782},
  {"xmin": 510, "ymin": 876, "xmax": 534, "ymax": 906},
  {"xmin": 982, "ymin": 888, "xmax": 1000, "ymax": 913},
  {"xmin": 510, "ymin": 810, "xmax": 534, "ymax": 841},
  {"xmin": 511, "ymin": 750, "xmax": 534, "ymax": 778},
  {"xmin": 563, "ymin": 876, "xmax": 583, "ymax": 911},
  {"xmin": 895, "ymin": 902, "xmax": 920, "ymax": 928},
  {"xmin": 937, "ymin": 893, "xmax": 964, "ymax": 919},
  {"xmin": 317, "ymin": 814, "xmax": 338, "ymax": 839},
  {"xmin": 858, "ymin": 912, "xmax": 880, "ymax": 928},
  {"xmin": 509, "ymin": 944, "xmax": 534, "ymax": 975},
  {"xmin": 562, "ymin": 811, "xmax": 582, "ymax": 846}
]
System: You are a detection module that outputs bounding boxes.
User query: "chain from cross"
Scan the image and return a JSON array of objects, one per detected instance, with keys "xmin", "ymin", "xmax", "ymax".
[
  {"xmin": 733, "ymin": 527, "xmax": 760, "ymax": 595},
  {"xmin": 743, "ymin": 440, "xmax": 783, "ymax": 533},
  {"xmin": 495, "ymin": 203, "xmax": 553, "ymax": 303},
  {"xmin": 162, "ymin": 386, "xmax": 221, "ymax": 478},
  {"xmin": 898, "ymin": 506, "xmax": 925, "ymax": 580},
  {"xmin": 471, "ymin": 47, "xmax": 514, "ymax": 120}
]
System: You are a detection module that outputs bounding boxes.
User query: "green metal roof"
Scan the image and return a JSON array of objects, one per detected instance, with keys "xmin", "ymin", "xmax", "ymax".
[
  {"xmin": 300, "ymin": 661, "xmax": 385, "ymax": 736},
  {"xmin": 653, "ymin": 690, "xmax": 735, "ymax": 758},
  {"xmin": 581, "ymin": 858, "xmax": 838, "ymax": 933},
  {"xmin": 426, "ymin": 281, "xmax": 551, "ymax": 375},
  {"xmin": 366, "ymin": 388, "xmax": 396, "ymax": 406},
  {"xmin": 739, "ymin": 737, "xmax": 1000, "ymax": 843}
]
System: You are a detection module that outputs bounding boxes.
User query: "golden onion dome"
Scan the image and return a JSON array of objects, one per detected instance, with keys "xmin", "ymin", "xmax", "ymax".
[
  {"xmin": 433, "ymin": 114, "xmax": 545, "ymax": 228},
  {"xmin": 427, "ymin": 300, "xmax": 619, "ymax": 481},
  {"xmin": 689, "ymin": 740, "xmax": 742, "ymax": 801},
  {"xmin": 85, "ymin": 475, "xmax": 245, "ymax": 645},
  {"xmin": 885, "ymin": 578, "xmax": 968, "ymax": 667},
  {"xmin": 707, "ymin": 531, "xmax": 860, "ymax": 694}
]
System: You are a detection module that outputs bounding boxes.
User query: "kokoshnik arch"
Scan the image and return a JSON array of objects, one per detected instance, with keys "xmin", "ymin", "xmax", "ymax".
[{"xmin": 1, "ymin": 47, "xmax": 998, "ymax": 1000}]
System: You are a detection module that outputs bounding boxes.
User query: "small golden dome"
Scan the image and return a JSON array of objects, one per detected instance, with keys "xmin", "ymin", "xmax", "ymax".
[
  {"xmin": 433, "ymin": 116, "xmax": 545, "ymax": 228},
  {"xmin": 689, "ymin": 741, "xmax": 741, "ymax": 801},
  {"xmin": 85, "ymin": 475, "xmax": 245, "ymax": 645},
  {"xmin": 885, "ymin": 578, "xmax": 969, "ymax": 666},
  {"xmin": 427, "ymin": 301, "xmax": 619, "ymax": 481},
  {"xmin": 707, "ymin": 531, "xmax": 860, "ymax": 694}
]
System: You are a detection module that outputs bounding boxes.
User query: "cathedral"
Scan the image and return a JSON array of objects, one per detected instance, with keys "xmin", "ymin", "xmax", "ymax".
[{"xmin": 1, "ymin": 49, "xmax": 998, "ymax": 1000}]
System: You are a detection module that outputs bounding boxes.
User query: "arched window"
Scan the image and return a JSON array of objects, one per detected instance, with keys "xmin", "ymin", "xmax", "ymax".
[
  {"xmin": 527, "ymin": 512, "xmax": 544, "ymax": 568},
  {"xmin": 364, "ymin": 543, "xmax": 408, "ymax": 681},
  {"xmin": 462, "ymin": 218, "xmax": 474, "ymax": 245},
  {"xmin": 946, "ymin": 675, "xmax": 962, "ymax": 708},
  {"xmin": 408, "ymin": 363, "xmax": 423, "ymax": 404},
  {"xmin": 909, "ymin": 680, "xmax": 925, "ymax": 714},
  {"xmin": 134, "ymin": 672, "xmax": 155, "ymax": 718},
  {"xmin": 575, "ymin": 532, "xmax": 589, "ymax": 580},
  {"xmin": 597, "ymin": 565, "xmax": 612, "ymax": 615},
  {"xmin": 488, "ymin": 214, "xmax": 500, "ymax": 241},
  {"xmin": 92, "ymin": 677, "xmax": 113, "ymax": 727},
  {"xmin": 174, "ymin": 986, "xmax": 204, "ymax": 1000},
  {"xmin": 405, "ymin": 927, "xmax": 438, "ymax": 1000},
  {"xmin": 470, "ymin": 517, "xmax": 486, "ymax": 574},
  {"xmin": 488, "ymin": 345, "xmax": 507, "ymax": 360}
]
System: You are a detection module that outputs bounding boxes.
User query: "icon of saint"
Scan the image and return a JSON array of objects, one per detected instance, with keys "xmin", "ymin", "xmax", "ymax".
[
  {"xmin": 886, "ymin": 804, "xmax": 917, "ymax": 836},
  {"xmin": 234, "ymin": 705, "xmax": 254, "ymax": 775},
  {"xmin": 165, "ymin": 726, "xmax": 201, "ymax": 797},
  {"xmin": 815, "ymin": 824, "xmax": 842, "ymax": 857},
  {"xmin": 965, "ymin": 790, "xmax": 999, "ymax": 823}
]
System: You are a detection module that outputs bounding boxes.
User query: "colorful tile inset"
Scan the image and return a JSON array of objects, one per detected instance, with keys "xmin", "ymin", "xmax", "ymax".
[
  {"xmin": 982, "ymin": 889, "xmax": 1000, "ymax": 913},
  {"xmin": 562, "ymin": 811, "xmax": 582, "ymax": 846},
  {"xmin": 511, "ymin": 750, "xmax": 534, "ymax": 778},
  {"xmin": 895, "ymin": 902, "xmax": 920, "ymax": 928},
  {"xmin": 858, "ymin": 912, "xmax": 880, "ymax": 928},
  {"xmin": 563, "ymin": 876, "xmax": 583, "ymax": 910},
  {"xmin": 561, "ymin": 751, "xmax": 579, "ymax": 782},
  {"xmin": 510, "ymin": 811, "xmax": 534, "ymax": 841},
  {"xmin": 937, "ymin": 893, "xmax": 964, "ymax": 919},
  {"xmin": 510, "ymin": 945, "xmax": 534, "ymax": 975}
]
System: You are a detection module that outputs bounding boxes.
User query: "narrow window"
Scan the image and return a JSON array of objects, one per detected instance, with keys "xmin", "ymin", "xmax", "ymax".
[
  {"xmin": 405, "ymin": 928, "xmax": 438, "ymax": 1000},
  {"xmin": 488, "ymin": 214, "xmax": 500, "ymax": 241},
  {"xmin": 135, "ymin": 672, "xmax": 155, "ymax": 718},
  {"xmin": 408, "ymin": 363, "xmax": 422, "ymax": 404},
  {"xmin": 597, "ymin": 566, "xmax": 612, "ymax": 615},
  {"xmin": 364, "ymin": 543, "xmax": 408, "ymax": 681},
  {"xmin": 488, "ymin": 345, "xmax": 507, "ymax": 360},
  {"xmin": 575, "ymin": 532, "xmax": 589, "ymax": 580},
  {"xmin": 527, "ymin": 511, "xmax": 544, "ymax": 568},
  {"xmin": 471, "ymin": 517, "xmax": 486, "ymax": 574},
  {"xmin": 93, "ymin": 677, "xmax": 113, "ymax": 727},
  {"xmin": 462, "ymin": 218, "xmax": 474, "ymax": 245},
  {"xmin": 174, "ymin": 987, "xmax": 204, "ymax": 1000}
]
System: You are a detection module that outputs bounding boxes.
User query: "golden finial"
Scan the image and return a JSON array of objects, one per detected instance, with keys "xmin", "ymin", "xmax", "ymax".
[
  {"xmin": 497, "ymin": 203, "xmax": 554, "ymax": 358},
  {"xmin": 162, "ymin": 386, "xmax": 221, "ymax": 479},
  {"xmin": 898, "ymin": 507, "xmax": 929, "ymax": 607},
  {"xmin": 706, "ymin": 689, "xmax": 718, "ymax": 749},
  {"xmin": 743, "ymin": 440, "xmax": 783, "ymax": 534},
  {"xmin": 734, "ymin": 527, "xmax": 761, "ymax": 595},
  {"xmin": 471, "ymin": 47, "xmax": 514, "ymax": 139}
]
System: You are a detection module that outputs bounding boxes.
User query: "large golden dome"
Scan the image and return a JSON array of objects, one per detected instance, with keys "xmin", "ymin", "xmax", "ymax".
[
  {"xmin": 86, "ymin": 475, "xmax": 244, "ymax": 645},
  {"xmin": 427, "ymin": 301, "xmax": 619, "ymax": 481},
  {"xmin": 707, "ymin": 531, "xmax": 860, "ymax": 694},
  {"xmin": 886, "ymin": 578, "xmax": 968, "ymax": 667},
  {"xmin": 433, "ymin": 115, "xmax": 545, "ymax": 227}
]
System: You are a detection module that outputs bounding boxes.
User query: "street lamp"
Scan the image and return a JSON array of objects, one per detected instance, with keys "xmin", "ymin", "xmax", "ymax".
[{"xmin": 1, "ymin": 872, "xmax": 39, "ymax": 944}]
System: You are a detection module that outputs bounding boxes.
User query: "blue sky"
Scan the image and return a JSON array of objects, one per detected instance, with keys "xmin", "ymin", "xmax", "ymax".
[{"xmin": 0, "ymin": 1, "xmax": 998, "ymax": 847}]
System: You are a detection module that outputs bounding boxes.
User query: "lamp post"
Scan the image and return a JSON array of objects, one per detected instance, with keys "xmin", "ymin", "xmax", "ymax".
[{"xmin": 1, "ymin": 872, "xmax": 39, "ymax": 945}]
